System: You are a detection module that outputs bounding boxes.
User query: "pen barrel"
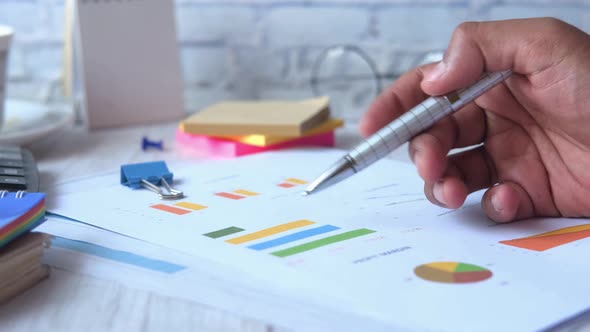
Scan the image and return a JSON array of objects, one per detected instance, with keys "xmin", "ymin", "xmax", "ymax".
[
  {"xmin": 349, "ymin": 96, "xmax": 453, "ymax": 170},
  {"xmin": 450, "ymin": 70, "xmax": 512, "ymax": 110},
  {"xmin": 348, "ymin": 70, "xmax": 512, "ymax": 171}
]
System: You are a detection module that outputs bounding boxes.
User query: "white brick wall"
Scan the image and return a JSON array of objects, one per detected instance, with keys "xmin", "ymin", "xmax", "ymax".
[
  {"xmin": 0, "ymin": 0, "xmax": 589, "ymax": 121},
  {"xmin": 176, "ymin": 6, "xmax": 259, "ymax": 45},
  {"xmin": 376, "ymin": 6, "xmax": 469, "ymax": 49},
  {"xmin": 264, "ymin": 7, "xmax": 370, "ymax": 46},
  {"xmin": 488, "ymin": 5, "xmax": 586, "ymax": 27}
]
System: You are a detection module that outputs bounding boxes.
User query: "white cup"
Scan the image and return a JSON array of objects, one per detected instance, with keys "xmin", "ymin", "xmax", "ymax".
[{"xmin": 0, "ymin": 26, "xmax": 13, "ymax": 130}]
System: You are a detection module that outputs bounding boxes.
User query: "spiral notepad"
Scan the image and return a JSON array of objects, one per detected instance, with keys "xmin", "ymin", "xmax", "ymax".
[
  {"xmin": 73, "ymin": 0, "xmax": 185, "ymax": 129},
  {"xmin": 0, "ymin": 191, "xmax": 46, "ymax": 248}
]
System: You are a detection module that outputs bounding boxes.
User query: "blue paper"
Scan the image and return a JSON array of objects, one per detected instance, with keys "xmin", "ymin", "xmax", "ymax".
[
  {"xmin": 52, "ymin": 237, "xmax": 186, "ymax": 274},
  {"xmin": 0, "ymin": 192, "xmax": 46, "ymax": 228}
]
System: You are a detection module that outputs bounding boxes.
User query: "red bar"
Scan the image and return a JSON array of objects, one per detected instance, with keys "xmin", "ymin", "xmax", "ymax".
[
  {"xmin": 151, "ymin": 204, "xmax": 191, "ymax": 215},
  {"xmin": 215, "ymin": 192, "xmax": 246, "ymax": 200},
  {"xmin": 278, "ymin": 182, "xmax": 296, "ymax": 188}
]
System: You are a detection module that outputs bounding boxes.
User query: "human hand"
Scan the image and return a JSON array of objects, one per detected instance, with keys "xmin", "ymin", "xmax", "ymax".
[{"xmin": 360, "ymin": 18, "xmax": 590, "ymax": 222}]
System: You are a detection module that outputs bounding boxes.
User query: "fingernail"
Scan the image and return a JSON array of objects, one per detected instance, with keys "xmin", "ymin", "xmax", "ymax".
[
  {"xmin": 433, "ymin": 180, "xmax": 445, "ymax": 205},
  {"xmin": 491, "ymin": 194, "xmax": 503, "ymax": 213},
  {"xmin": 425, "ymin": 61, "xmax": 446, "ymax": 82}
]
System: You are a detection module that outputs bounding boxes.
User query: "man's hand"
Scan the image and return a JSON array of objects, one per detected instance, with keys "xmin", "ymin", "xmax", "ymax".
[{"xmin": 360, "ymin": 18, "xmax": 590, "ymax": 222}]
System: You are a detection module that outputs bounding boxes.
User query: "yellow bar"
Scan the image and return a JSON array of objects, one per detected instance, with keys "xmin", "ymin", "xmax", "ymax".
[
  {"xmin": 226, "ymin": 220, "xmax": 315, "ymax": 244},
  {"xmin": 285, "ymin": 178, "xmax": 308, "ymax": 185},
  {"xmin": 233, "ymin": 189, "xmax": 259, "ymax": 196},
  {"xmin": 174, "ymin": 202, "xmax": 208, "ymax": 211},
  {"xmin": 530, "ymin": 224, "xmax": 590, "ymax": 238}
]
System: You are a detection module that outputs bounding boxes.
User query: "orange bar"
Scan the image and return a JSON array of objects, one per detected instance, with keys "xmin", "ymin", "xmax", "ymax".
[
  {"xmin": 151, "ymin": 204, "xmax": 191, "ymax": 215},
  {"xmin": 278, "ymin": 182, "xmax": 296, "ymax": 188},
  {"xmin": 215, "ymin": 192, "xmax": 246, "ymax": 200},
  {"xmin": 500, "ymin": 228, "xmax": 590, "ymax": 251}
]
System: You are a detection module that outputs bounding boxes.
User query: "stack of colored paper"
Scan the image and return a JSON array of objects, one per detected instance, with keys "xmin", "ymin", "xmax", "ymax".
[
  {"xmin": 0, "ymin": 191, "xmax": 49, "ymax": 303},
  {"xmin": 0, "ymin": 191, "xmax": 46, "ymax": 248},
  {"xmin": 177, "ymin": 97, "xmax": 343, "ymax": 157},
  {"xmin": 0, "ymin": 232, "xmax": 50, "ymax": 304}
]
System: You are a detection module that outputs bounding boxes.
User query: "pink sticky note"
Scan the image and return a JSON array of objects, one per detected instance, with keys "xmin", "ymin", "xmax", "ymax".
[{"xmin": 176, "ymin": 129, "xmax": 335, "ymax": 157}]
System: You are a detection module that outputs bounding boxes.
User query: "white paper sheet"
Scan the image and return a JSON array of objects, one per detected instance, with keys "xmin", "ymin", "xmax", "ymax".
[
  {"xmin": 37, "ymin": 216, "xmax": 394, "ymax": 332},
  {"xmin": 46, "ymin": 149, "xmax": 590, "ymax": 331}
]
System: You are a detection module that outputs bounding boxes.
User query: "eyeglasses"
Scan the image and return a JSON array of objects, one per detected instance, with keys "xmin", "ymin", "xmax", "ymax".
[{"xmin": 310, "ymin": 45, "xmax": 443, "ymax": 119}]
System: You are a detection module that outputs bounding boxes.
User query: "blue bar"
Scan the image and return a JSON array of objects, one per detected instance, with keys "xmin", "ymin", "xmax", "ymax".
[
  {"xmin": 52, "ymin": 237, "xmax": 186, "ymax": 274},
  {"xmin": 248, "ymin": 225, "xmax": 340, "ymax": 251}
]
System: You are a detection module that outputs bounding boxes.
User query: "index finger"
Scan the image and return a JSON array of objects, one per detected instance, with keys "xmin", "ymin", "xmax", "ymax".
[
  {"xmin": 421, "ymin": 18, "xmax": 584, "ymax": 95},
  {"xmin": 359, "ymin": 63, "xmax": 436, "ymax": 137}
]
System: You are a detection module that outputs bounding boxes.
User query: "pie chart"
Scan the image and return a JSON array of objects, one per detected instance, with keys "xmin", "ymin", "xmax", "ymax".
[{"xmin": 414, "ymin": 261, "xmax": 492, "ymax": 284}]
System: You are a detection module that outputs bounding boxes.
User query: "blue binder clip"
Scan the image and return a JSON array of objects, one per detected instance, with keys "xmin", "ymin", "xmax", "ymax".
[{"xmin": 120, "ymin": 161, "xmax": 184, "ymax": 200}]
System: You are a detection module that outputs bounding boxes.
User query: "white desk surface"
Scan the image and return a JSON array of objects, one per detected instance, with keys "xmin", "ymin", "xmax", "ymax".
[{"xmin": 1, "ymin": 123, "xmax": 588, "ymax": 332}]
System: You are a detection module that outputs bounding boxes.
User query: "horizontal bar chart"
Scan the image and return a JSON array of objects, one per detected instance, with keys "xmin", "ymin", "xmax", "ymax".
[
  {"xmin": 52, "ymin": 237, "xmax": 186, "ymax": 274},
  {"xmin": 226, "ymin": 219, "xmax": 315, "ymax": 244},
  {"xmin": 248, "ymin": 225, "xmax": 340, "ymax": 251},
  {"xmin": 215, "ymin": 189, "xmax": 260, "ymax": 200},
  {"xmin": 278, "ymin": 177, "xmax": 308, "ymax": 188},
  {"xmin": 215, "ymin": 192, "xmax": 246, "ymax": 200},
  {"xmin": 271, "ymin": 228, "xmax": 376, "ymax": 257},
  {"xmin": 151, "ymin": 204, "xmax": 191, "ymax": 215},
  {"xmin": 204, "ymin": 226, "xmax": 245, "ymax": 239}
]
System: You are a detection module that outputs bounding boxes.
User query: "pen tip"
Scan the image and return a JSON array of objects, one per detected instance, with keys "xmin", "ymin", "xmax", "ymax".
[{"xmin": 302, "ymin": 190, "xmax": 310, "ymax": 196}]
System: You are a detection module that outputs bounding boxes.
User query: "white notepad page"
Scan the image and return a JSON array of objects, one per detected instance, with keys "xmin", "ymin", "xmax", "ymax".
[{"xmin": 75, "ymin": 0, "xmax": 185, "ymax": 129}]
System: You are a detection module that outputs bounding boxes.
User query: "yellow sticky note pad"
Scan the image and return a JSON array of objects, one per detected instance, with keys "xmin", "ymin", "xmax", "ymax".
[
  {"xmin": 219, "ymin": 118, "xmax": 344, "ymax": 147},
  {"xmin": 181, "ymin": 97, "xmax": 331, "ymax": 136}
]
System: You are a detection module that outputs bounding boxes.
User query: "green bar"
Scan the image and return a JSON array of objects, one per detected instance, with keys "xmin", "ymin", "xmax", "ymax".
[
  {"xmin": 204, "ymin": 227, "xmax": 245, "ymax": 239},
  {"xmin": 271, "ymin": 228, "xmax": 376, "ymax": 258}
]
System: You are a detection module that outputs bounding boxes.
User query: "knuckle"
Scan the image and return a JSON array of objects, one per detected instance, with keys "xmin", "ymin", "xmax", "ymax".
[
  {"xmin": 538, "ymin": 17, "xmax": 570, "ymax": 35},
  {"xmin": 528, "ymin": 18, "xmax": 574, "ymax": 61},
  {"xmin": 453, "ymin": 21, "xmax": 480, "ymax": 41}
]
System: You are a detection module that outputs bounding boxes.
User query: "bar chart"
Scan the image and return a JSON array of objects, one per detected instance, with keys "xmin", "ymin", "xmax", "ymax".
[
  {"xmin": 151, "ymin": 201, "xmax": 208, "ymax": 215},
  {"xmin": 141, "ymin": 173, "xmax": 378, "ymax": 260},
  {"xmin": 203, "ymin": 220, "xmax": 376, "ymax": 259},
  {"xmin": 215, "ymin": 189, "xmax": 260, "ymax": 200},
  {"xmin": 147, "ymin": 176, "xmax": 307, "ymax": 216},
  {"xmin": 277, "ymin": 178, "xmax": 308, "ymax": 188}
]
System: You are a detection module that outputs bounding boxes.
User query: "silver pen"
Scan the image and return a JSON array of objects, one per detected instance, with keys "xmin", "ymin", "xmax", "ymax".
[{"xmin": 304, "ymin": 70, "xmax": 513, "ymax": 195}]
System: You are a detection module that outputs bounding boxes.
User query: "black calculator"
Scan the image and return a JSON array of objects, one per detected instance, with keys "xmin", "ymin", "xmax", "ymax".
[{"xmin": 0, "ymin": 145, "xmax": 39, "ymax": 192}]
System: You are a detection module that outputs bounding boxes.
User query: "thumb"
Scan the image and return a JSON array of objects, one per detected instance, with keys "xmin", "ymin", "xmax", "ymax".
[{"xmin": 420, "ymin": 18, "xmax": 584, "ymax": 95}]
